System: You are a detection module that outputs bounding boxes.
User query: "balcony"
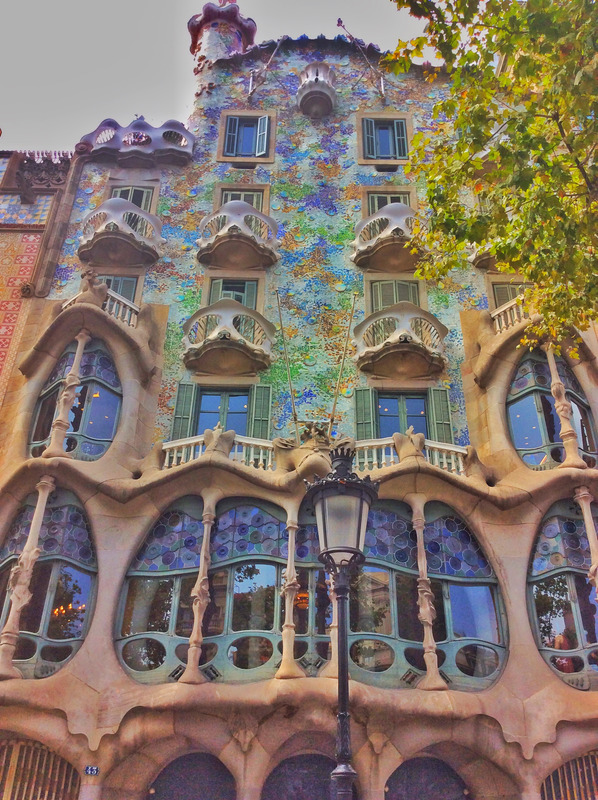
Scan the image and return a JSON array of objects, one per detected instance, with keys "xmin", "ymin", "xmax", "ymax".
[
  {"xmin": 196, "ymin": 201, "xmax": 278, "ymax": 270},
  {"xmin": 296, "ymin": 62, "xmax": 337, "ymax": 118},
  {"xmin": 77, "ymin": 117, "xmax": 195, "ymax": 166},
  {"xmin": 351, "ymin": 203, "xmax": 418, "ymax": 271},
  {"xmin": 490, "ymin": 296, "xmax": 530, "ymax": 334},
  {"xmin": 353, "ymin": 302, "xmax": 448, "ymax": 379},
  {"xmin": 78, "ymin": 198, "xmax": 165, "ymax": 267},
  {"xmin": 62, "ymin": 288, "xmax": 140, "ymax": 327},
  {"xmin": 182, "ymin": 299, "xmax": 276, "ymax": 375}
]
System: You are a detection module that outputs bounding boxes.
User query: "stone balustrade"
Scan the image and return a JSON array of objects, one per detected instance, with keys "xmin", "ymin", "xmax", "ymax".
[
  {"xmin": 62, "ymin": 287, "xmax": 140, "ymax": 327},
  {"xmin": 490, "ymin": 296, "xmax": 529, "ymax": 334}
]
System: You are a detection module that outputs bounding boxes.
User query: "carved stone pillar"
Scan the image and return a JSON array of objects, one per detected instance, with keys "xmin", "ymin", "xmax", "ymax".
[
  {"xmin": 543, "ymin": 344, "xmax": 587, "ymax": 469},
  {"xmin": 407, "ymin": 493, "xmax": 447, "ymax": 691},
  {"xmin": 0, "ymin": 475, "xmax": 55, "ymax": 680},
  {"xmin": 319, "ymin": 576, "xmax": 339, "ymax": 679},
  {"xmin": 42, "ymin": 329, "xmax": 92, "ymax": 459},
  {"xmin": 276, "ymin": 522, "xmax": 304, "ymax": 679},
  {"xmin": 574, "ymin": 486, "xmax": 598, "ymax": 587},
  {"xmin": 179, "ymin": 510, "xmax": 215, "ymax": 684}
]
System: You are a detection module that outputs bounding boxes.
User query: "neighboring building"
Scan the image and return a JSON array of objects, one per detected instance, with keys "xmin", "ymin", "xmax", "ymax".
[{"xmin": 1, "ymin": 3, "xmax": 598, "ymax": 799}]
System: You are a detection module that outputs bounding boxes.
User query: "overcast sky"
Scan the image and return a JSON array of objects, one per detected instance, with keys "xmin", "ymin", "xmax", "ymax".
[{"xmin": 0, "ymin": 1, "xmax": 424, "ymax": 152}]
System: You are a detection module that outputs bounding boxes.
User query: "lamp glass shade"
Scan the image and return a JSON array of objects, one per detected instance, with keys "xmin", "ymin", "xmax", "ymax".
[{"xmin": 313, "ymin": 489, "xmax": 370, "ymax": 564}]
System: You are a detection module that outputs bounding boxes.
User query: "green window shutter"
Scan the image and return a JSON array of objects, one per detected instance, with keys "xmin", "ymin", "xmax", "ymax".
[
  {"xmin": 249, "ymin": 385, "xmax": 271, "ymax": 440},
  {"xmin": 224, "ymin": 116, "xmax": 239, "ymax": 156},
  {"xmin": 428, "ymin": 387, "xmax": 453, "ymax": 443},
  {"xmin": 171, "ymin": 383, "xmax": 195, "ymax": 441},
  {"xmin": 355, "ymin": 387, "xmax": 376, "ymax": 440},
  {"xmin": 372, "ymin": 281, "xmax": 397, "ymax": 312},
  {"xmin": 363, "ymin": 118, "xmax": 376, "ymax": 159},
  {"xmin": 256, "ymin": 116, "xmax": 269, "ymax": 157},
  {"xmin": 396, "ymin": 280, "xmax": 419, "ymax": 305},
  {"xmin": 209, "ymin": 279, "xmax": 223, "ymax": 305},
  {"xmin": 394, "ymin": 119, "xmax": 408, "ymax": 159},
  {"xmin": 493, "ymin": 283, "xmax": 517, "ymax": 307},
  {"xmin": 243, "ymin": 281, "xmax": 257, "ymax": 310}
]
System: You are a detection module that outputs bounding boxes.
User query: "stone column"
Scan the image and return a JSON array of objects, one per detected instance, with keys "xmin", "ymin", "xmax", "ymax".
[
  {"xmin": 543, "ymin": 344, "xmax": 587, "ymax": 469},
  {"xmin": 574, "ymin": 486, "xmax": 598, "ymax": 586},
  {"xmin": 319, "ymin": 576, "xmax": 339, "ymax": 678},
  {"xmin": 407, "ymin": 493, "xmax": 447, "ymax": 691},
  {"xmin": 77, "ymin": 781, "xmax": 102, "ymax": 800},
  {"xmin": 0, "ymin": 475, "xmax": 55, "ymax": 680},
  {"xmin": 276, "ymin": 521, "xmax": 304, "ymax": 679},
  {"xmin": 43, "ymin": 328, "xmax": 92, "ymax": 459},
  {"xmin": 179, "ymin": 509, "xmax": 215, "ymax": 684}
]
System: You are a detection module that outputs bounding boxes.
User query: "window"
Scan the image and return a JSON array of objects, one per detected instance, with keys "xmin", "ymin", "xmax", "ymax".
[
  {"xmin": 363, "ymin": 118, "xmax": 409, "ymax": 161},
  {"xmin": 507, "ymin": 351, "xmax": 596, "ymax": 468},
  {"xmin": 221, "ymin": 189, "xmax": 263, "ymax": 211},
  {"xmin": 0, "ymin": 491, "xmax": 96, "ymax": 678},
  {"xmin": 223, "ymin": 115, "xmax": 270, "ymax": 159},
  {"xmin": 30, "ymin": 339, "xmax": 122, "ymax": 461},
  {"xmin": 97, "ymin": 275, "xmax": 138, "ymax": 303},
  {"xmin": 371, "ymin": 279, "xmax": 419, "ymax": 311},
  {"xmin": 209, "ymin": 278, "xmax": 257, "ymax": 309},
  {"xmin": 110, "ymin": 186, "xmax": 153, "ymax": 211},
  {"xmin": 492, "ymin": 282, "xmax": 531, "ymax": 308},
  {"xmin": 354, "ymin": 387, "xmax": 452, "ymax": 444},
  {"xmin": 529, "ymin": 500, "xmax": 598, "ymax": 688},
  {"xmin": 368, "ymin": 191, "xmax": 411, "ymax": 215},
  {"xmin": 171, "ymin": 384, "xmax": 271, "ymax": 442}
]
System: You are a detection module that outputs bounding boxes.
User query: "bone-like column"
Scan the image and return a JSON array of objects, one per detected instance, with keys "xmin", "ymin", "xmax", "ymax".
[
  {"xmin": 574, "ymin": 486, "xmax": 598, "ymax": 587},
  {"xmin": 543, "ymin": 344, "xmax": 586, "ymax": 469},
  {"xmin": 276, "ymin": 521, "xmax": 304, "ymax": 679}
]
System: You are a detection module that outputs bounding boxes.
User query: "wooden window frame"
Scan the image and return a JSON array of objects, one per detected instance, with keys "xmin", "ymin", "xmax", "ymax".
[
  {"xmin": 213, "ymin": 182, "xmax": 270, "ymax": 213},
  {"xmin": 484, "ymin": 271, "xmax": 530, "ymax": 311},
  {"xmin": 217, "ymin": 111, "xmax": 276, "ymax": 165},
  {"xmin": 94, "ymin": 268, "xmax": 145, "ymax": 305},
  {"xmin": 201, "ymin": 267, "xmax": 266, "ymax": 315},
  {"xmin": 361, "ymin": 184, "xmax": 417, "ymax": 217},
  {"xmin": 356, "ymin": 112, "xmax": 414, "ymax": 168},
  {"xmin": 363, "ymin": 271, "xmax": 427, "ymax": 315},
  {"xmin": 106, "ymin": 177, "xmax": 159, "ymax": 214}
]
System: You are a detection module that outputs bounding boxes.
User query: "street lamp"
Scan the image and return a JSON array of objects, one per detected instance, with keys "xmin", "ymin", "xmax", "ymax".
[{"xmin": 306, "ymin": 439, "xmax": 379, "ymax": 800}]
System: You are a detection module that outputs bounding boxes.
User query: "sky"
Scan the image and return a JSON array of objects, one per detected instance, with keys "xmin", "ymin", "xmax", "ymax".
[{"xmin": 0, "ymin": 0, "xmax": 424, "ymax": 152}]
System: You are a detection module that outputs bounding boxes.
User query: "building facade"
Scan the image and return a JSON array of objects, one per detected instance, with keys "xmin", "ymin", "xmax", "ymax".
[{"xmin": 0, "ymin": 3, "xmax": 598, "ymax": 798}]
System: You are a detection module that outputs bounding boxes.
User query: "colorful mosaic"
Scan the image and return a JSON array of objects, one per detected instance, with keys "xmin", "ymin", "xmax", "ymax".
[
  {"xmin": 0, "ymin": 232, "xmax": 42, "ymax": 406},
  {"xmin": 80, "ymin": 343, "xmax": 121, "ymax": 389},
  {"xmin": 0, "ymin": 159, "xmax": 8, "ymax": 185},
  {"xmin": 531, "ymin": 512, "xmax": 595, "ymax": 576},
  {"xmin": 131, "ymin": 509, "xmax": 204, "ymax": 572},
  {"xmin": 0, "ymin": 504, "xmax": 96, "ymax": 567},
  {"xmin": 508, "ymin": 352, "xmax": 584, "ymax": 402},
  {"xmin": 212, "ymin": 504, "xmax": 287, "ymax": 563},
  {"xmin": 0, "ymin": 194, "xmax": 52, "ymax": 226},
  {"xmin": 46, "ymin": 40, "xmax": 502, "ymax": 447}
]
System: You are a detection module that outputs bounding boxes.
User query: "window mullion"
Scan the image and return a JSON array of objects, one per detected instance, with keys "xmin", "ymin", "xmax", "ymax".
[
  {"xmin": 170, "ymin": 576, "xmax": 183, "ymax": 636},
  {"xmin": 399, "ymin": 395, "xmax": 407, "ymax": 434},
  {"xmin": 442, "ymin": 581, "xmax": 454, "ymax": 641},
  {"xmin": 41, "ymin": 562, "xmax": 62, "ymax": 637},
  {"xmin": 220, "ymin": 391, "xmax": 229, "ymax": 429},
  {"xmin": 535, "ymin": 391, "xmax": 551, "ymax": 452},
  {"xmin": 568, "ymin": 572, "xmax": 585, "ymax": 649},
  {"xmin": 223, "ymin": 566, "xmax": 234, "ymax": 634}
]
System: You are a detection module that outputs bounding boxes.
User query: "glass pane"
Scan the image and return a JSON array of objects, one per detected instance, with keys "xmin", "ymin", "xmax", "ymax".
[
  {"xmin": 225, "ymin": 393, "xmax": 249, "ymax": 436},
  {"xmin": 203, "ymin": 570, "xmax": 228, "ymax": 636},
  {"xmin": 508, "ymin": 395, "xmax": 543, "ymax": 449},
  {"xmin": 378, "ymin": 395, "xmax": 401, "ymax": 439},
  {"xmin": 375, "ymin": 123, "xmax": 393, "ymax": 157},
  {"xmin": 315, "ymin": 569, "xmax": 332, "ymax": 634},
  {"xmin": 350, "ymin": 567, "xmax": 391, "ymax": 634},
  {"xmin": 455, "ymin": 644, "xmax": 499, "ymax": 677},
  {"xmin": 84, "ymin": 384, "xmax": 120, "ymax": 440},
  {"xmin": 280, "ymin": 568, "xmax": 309, "ymax": 634},
  {"xmin": 175, "ymin": 575, "xmax": 196, "ymax": 638},
  {"xmin": 120, "ymin": 577, "xmax": 174, "ymax": 636},
  {"xmin": 68, "ymin": 384, "xmax": 88, "ymax": 433},
  {"xmin": 20, "ymin": 561, "xmax": 52, "ymax": 633},
  {"xmin": 449, "ymin": 584, "xmax": 500, "ymax": 643},
  {"xmin": 121, "ymin": 638, "xmax": 166, "ymax": 671},
  {"xmin": 533, "ymin": 575, "xmax": 578, "ymax": 649},
  {"xmin": 570, "ymin": 399, "xmax": 595, "ymax": 451},
  {"xmin": 540, "ymin": 393, "xmax": 561, "ymax": 444},
  {"xmin": 232, "ymin": 563, "xmax": 276, "ymax": 631},
  {"xmin": 47, "ymin": 564, "xmax": 92, "ymax": 640},
  {"xmin": 405, "ymin": 397, "xmax": 427, "ymax": 438},
  {"xmin": 196, "ymin": 392, "xmax": 221, "ymax": 433},
  {"xmin": 0, "ymin": 567, "xmax": 10, "ymax": 621},
  {"xmin": 573, "ymin": 573, "xmax": 598, "ymax": 645},
  {"xmin": 32, "ymin": 390, "xmax": 58, "ymax": 442},
  {"xmin": 350, "ymin": 639, "xmax": 395, "ymax": 672},
  {"xmin": 238, "ymin": 121, "xmax": 257, "ymax": 156},
  {"xmin": 395, "ymin": 573, "xmax": 446, "ymax": 642},
  {"xmin": 227, "ymin": 636, "xmax": 273, "ymax": 669}
]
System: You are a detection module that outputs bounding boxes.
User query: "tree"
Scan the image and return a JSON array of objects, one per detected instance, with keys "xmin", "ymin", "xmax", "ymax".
[{"xmin": 383, "ymin": 0, "xmax": 598, "ymax": 346}]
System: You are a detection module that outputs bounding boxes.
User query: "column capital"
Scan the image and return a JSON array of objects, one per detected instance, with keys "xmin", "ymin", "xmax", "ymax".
[
  {"xmin": 574, "ymin": 485, "xmax": 594, "ymax": 505},
  {"xmin": 35, "ymin": 475, "xmax": 55, "ymax": 494}
]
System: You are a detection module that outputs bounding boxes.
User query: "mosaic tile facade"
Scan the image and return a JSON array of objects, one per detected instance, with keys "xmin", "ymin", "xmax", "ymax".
[
  {"xmin": 47, "ymin": 41, "xmax": 495, "ymax": 447},
  {"xmin": 131, "ymin": 508, "xmax": 205, "ymax": 572},
  {"xmin": 531, "ymin": 512, "xmax": 597, "ymax": 576},
  {"xmin": 0, "ymin": 194, "xmax": 52, "ymax": 227},
  {"xmin": 0, "ymin": 232, "xmax": 42, "ymax": 405}
]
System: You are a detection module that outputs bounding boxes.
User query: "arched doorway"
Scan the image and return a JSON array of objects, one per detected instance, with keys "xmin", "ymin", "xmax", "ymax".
[
  {"xmin": 385, "ymin": 756, "xmax": 470, "ymax": 799},
  {"xmin": 261, "ymin": 755, "xmax": 358, "ymax": 800},
  {"xmin": 146, "ymin": 753, "xmax": 235, "ymax": 800},
  {"xmin": 0, "ymin": 738, "xmax": 80, "ymax": 799}
]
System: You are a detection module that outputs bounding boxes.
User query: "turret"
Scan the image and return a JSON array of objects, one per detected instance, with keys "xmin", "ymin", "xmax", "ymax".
[{"xmin": 188, "ymin": 2, "xmax": 257, "ymax": 69}]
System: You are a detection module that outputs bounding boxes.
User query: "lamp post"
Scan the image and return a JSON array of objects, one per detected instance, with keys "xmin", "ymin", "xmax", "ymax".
[{"xmin": 306, "ymin": 439, "xmax": 379, "ymax": 800}]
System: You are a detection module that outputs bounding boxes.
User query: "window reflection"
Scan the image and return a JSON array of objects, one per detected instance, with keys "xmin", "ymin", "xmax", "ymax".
[
  {"xmin": 533, "ymin": 575, "xmax": 578, "ymax": 649},
  {"xmin": 574, "ymin": 574, "xmax": 598, "ymax": 646},
  {"xmin": 20, "ymin": 562, "xmax": 52, "ymax": 633},
  {"xmin": 203, "ymin": 570, "xmax": 227, "ymax": 636},
  {"xmin": 47, "ymin": 564, "xmax": 92, "ymax": 640},
  {"xmin": 449, "ymin": 585, "xmax": 500, "ymax": 643},
  {"xmin": 121, "ymin": 578, "xmax": 174, "ymax": 636},
  {"xmin": 395, "ymin": 572, "xmax": 446, "ymax": 642},
  {"xmin": 350, "ymin": 567, "xmax": 391, "ymax": 634},
  {"xmin": 315, "ymin": 569, "xmax": 332, "ymax": 635},
  {"xmin": 232, "ymin": 563, "xmax": 276, "ymax": 631}
]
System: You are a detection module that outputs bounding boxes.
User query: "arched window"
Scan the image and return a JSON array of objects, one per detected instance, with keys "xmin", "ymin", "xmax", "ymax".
[
  {"xmin": 30, "ymin": 338, "xmax": 122, "ymax": 461},
  {"xmin": 542, "ymin": 750, "xmax": 598, "ymax": 799},
  {"xmin": 0, "ymin": 490, "xmax": 96, "ymax": 679},
  {"xmin": 507, "ymin": 351, "xmax": 596, "ymax": 469},
  {"xmin": 0, "ymin": 738, "xmax": 80, "ymax": 799},
  {"xmin": 529, "ymin": 499, "xmax": 598, "ymax": 690},
  {"xmin": 385, "ymin": 756, "xmax": 469, "ymax": 799},
  {"xmin": 340, "ymin": 500, "xmax": 505, "ymax": 690},
  {"xmin": 147, "ymin": 753, "xmax": 235, "ymax": 800}
]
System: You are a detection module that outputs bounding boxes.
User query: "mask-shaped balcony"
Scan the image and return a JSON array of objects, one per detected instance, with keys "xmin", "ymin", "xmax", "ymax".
[
  {"xmin": 196, "ymin": 201, "xmax": 278, "ymax": 270},
  {"xmin": 78, "ymin": 198, "xmax": 165, "ymax": 267},
  {"xmin": 351, "ymin": 203, "xmax": 418, "ymax": 271},
  {"xmin": 182, "ymin": 299, "xmax": 276, "ymax": 376},
  {"xmin": 78, "ymin": 117, "xmax": 195, "ymax": 166},
  {"xmin": 296, "ymin": 62, "xmax": 337, "ymax": 118},
  {"xmin": 353, "ymin": 302, "xmax": 448, "ymax": 379}
]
